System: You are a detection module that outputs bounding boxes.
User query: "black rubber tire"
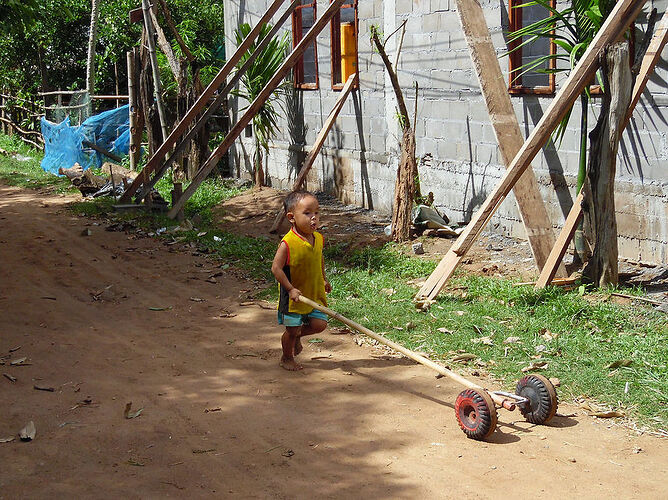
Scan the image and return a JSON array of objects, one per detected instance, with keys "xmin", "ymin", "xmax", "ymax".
[
  {"xmin": 515, "ymin": 374, "xmax": 558, "ymax": 424},
  {"xmin": 454, "ymin": 389, "xmax": 498, "ymax": 440}
]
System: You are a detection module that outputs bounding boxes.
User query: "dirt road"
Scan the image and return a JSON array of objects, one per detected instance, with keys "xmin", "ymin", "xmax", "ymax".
[{"xmin": 0, "ymin": 184, "xmax": 666, "ymax": 498}]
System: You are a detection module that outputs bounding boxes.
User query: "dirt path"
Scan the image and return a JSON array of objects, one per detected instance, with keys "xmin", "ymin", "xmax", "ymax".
[{"xmin": 0, "ymin": 184, "xmax": 666, "ymax": 498}]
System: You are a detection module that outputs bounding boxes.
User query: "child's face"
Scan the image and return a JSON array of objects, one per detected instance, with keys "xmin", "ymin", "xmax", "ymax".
[{"xmin": 288, "ymin": 195, "xmax": 320, "ymax": 235}]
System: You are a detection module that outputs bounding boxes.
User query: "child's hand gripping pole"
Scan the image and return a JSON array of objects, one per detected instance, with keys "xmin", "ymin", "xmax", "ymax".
[{"xmin": 297, "ymin": 295, "xmax": 484, "ymax": 392}]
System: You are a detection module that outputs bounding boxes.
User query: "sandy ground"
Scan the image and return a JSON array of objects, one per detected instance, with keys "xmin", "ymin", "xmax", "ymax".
[{"xmin": 1, "ymin": 184, "xmax": 667, "ymax": 499}]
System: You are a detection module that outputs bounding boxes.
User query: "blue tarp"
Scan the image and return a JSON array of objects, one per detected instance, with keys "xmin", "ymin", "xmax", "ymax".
[{"xmin": 41, "ymin": 105, "xmax": 131, "ymax": 174}]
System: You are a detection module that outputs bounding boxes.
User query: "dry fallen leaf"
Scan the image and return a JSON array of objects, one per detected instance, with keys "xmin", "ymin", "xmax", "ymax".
[
  {"xmin": 503, "ymin": 336, "xmax": 521, "ymax": 344},
  {"xmin": 471, "ymin": 336, "xmax": 494, "ymax": 346},
  {"xmin": 437, "ymin": 327, "xmax": 453, "ymax": 335},
  {"xmin": 19, "ymin": 421, "xmax": 36, "ymax": 441},
  {"xmin": 0, "ymin": 436, "xmax": 15, "ymax": 443},
  {"xmin": 124, "ymin": 402, "xmax": 143, "ymax": 419},
  {"xmin": 189, "ymin": 297, "xmax": 205, "ymax": 302},
  {"xmin": 452, "ymin": 353, "xmax": 477, "ymax": 362},
  {"xmin": 10, "ymin": 357, "xmax": 27, "ymax": 366},
  {"xmin": 521, "ymin": 361, "xmax": 549, "ymax": 373},
  {"xmin": 380, "ymin": 288, "xmax": 396, "ymax": 296},
  {"xmin": 454, "ymin": 311, "xmax": 466, "ymax": 316},
  {"xmin": 589, "ymin": 410, "xmax": 625, "ymax": 418},
  {"xmin": 607, "ymin": 359, "xmax": 633, "ymax": 370}
]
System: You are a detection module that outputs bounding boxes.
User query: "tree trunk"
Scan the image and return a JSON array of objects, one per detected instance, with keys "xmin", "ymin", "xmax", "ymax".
[
  {"xmin": 139, "ymin": 31, "xmax": 162, "ymax": 157},
  {"xmin": 370, "ymin": 28, "xmax": 418, "ymax": 242},
  {"xmin": 86, "ymin": 0, "xmax": 101, "ymax": 100},
  {"xmin": 582, "ymin": 42, "xmax": 632, "ymax": 287},
  {"xmin": 391, "ymin": 128, "xmax": 417, "ymax": 242},
  {"xmin": 254, "ymin": 139, "xmax": 265, "ymax": 187}
]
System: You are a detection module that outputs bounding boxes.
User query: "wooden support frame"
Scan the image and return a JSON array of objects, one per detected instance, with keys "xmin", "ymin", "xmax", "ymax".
[
  {"xmin": 269, "ymin": 72, "xmax": 358, "ymax": 233},
  {"xmin": 533, "ymin": 11, "xmax": 668, "ymax": 288},
  {"xmin": 417, "ymin": 0, "xmax": 646, "ymax": 301},
  {"xmin": 453, "ymin": 0, "xmax": 565, "ymax": 276},
  {"xmin": 137, "ymin": 0, "xmax": 300, "ymax": 200},
  {"xmin": 119, "ymin": 0, "xmax": 289, "ymax": 203},
  {"xmin": 168, "ymin": 0, "xmax": 348, "ymax": 219}
]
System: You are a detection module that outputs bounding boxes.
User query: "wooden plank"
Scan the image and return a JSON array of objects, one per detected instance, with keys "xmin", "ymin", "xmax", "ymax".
[
  {"xmin": 119, "ymin": 0, "xmax": 288, "ymax": 203},
  {"xmin": 168, "ymin": 0, "xmax": 347, "ymax": 218},
  {"xmin": 534, "ymin": 192, "xmax": 584, "ymax": 288},
  {"xmin": 533, "ymin": 15, "xmax": 668, "ymax": 288},
  {"xmin": 454, "ymin": 0, "xmax": 566, "ymax": 276},
  {"xmin": 269, "ymin": 72, "xmax": 357, "ymax": 232},
  {"xmin": 138, "ymin": 0, "xmax": 299, "ymax": 200},
  {"xmin": 417, "ymin": 0, "xmax": 646, "ymax": 301}
]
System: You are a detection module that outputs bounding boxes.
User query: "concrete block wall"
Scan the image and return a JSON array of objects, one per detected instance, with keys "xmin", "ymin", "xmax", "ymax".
[{"xmin": 225, "ymin": 0, "xmax": 668, "ymax": 265}]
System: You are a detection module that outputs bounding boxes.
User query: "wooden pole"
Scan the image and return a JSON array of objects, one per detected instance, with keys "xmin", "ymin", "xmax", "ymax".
[
  {"xmin": 141, "ymin": 0, "xmax": 169, "ymax": 143},
  {"xmin": 168, "ymin": 0, "xmax": 347, "ymax": 219},
  {"xmin": 534, "ymin": 192, "xmax": 584, "ymax": 288},
  {"xmin": 269, "ymin": 73, "xmax": 357, "ymax": 233},
  {"xmin": 417, "ymin": 0, "xmax": 646, "ymax": 301},
  {"xmin": 454, "ymin": 0, "xmax": 565, "ymax": 276},
  {"xmin": 120, "ymin": 0, "xmax": 289, "ymax": 203},
  {"xmin": 137, "ymin": 0, "xmax": 299, "ymax": 200}
]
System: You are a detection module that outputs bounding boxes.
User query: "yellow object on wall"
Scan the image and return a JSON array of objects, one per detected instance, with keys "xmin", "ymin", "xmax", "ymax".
[{"xmin": 340, "ymin": 22, "xmax": 356, "ymax": 82}]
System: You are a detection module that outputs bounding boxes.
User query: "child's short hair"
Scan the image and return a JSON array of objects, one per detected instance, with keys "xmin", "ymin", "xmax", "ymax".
[{"xmin": 283, "ymin": 190, "xmax": 315, "ymax": 214}]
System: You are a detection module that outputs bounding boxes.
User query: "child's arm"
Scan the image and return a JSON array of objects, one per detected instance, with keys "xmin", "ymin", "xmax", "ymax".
[
  {"xmin": 322, "ymin": 255, "xmax": 332, "ymax": 293},
  {"xmin": 271, "ymin": 241, "xmax": 301, "ymax": 302}
]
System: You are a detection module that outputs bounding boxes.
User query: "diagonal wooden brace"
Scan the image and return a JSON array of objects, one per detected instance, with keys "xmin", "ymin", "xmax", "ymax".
[
  {"xmin": 417, "ymin": 0, "xmax": 647, "ymax": 301},
  {"xmin": 167, "ymin": 0, "xmax": 347, "ymax": 219},
  {"xmin": 119, "ymin": 0, "xmax": 289, "ymax": 203}
]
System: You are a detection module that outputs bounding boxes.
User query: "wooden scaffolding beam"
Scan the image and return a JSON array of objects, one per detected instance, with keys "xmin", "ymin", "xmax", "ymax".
[
  {"xmin": 167, "ymin": 0, "xmax": 347, "ymax": 219},
  {"xmin": 119, "ymin": 0, "xmax": 289, "ymax": 203},
  {"xmin": 454, "ymin": 0, "xmax": 566, "ymax": 276},
  {"xmin": 137, "ymin": 0, "xmax": 300, "ymax": 200},
  {"xmin": 533, "ymin": 11, "xmax": 668, "ymax": 288},
  {"xmin": 417, "ymin": 0, "xmax": 646, "ymax": 301},
  {"xmin": 269, "ymin": 72, "xmax": 358, "ymax": 233}
]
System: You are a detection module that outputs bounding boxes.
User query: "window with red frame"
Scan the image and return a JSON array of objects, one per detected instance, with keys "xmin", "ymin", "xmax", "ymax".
[
  {"xmin": 330, "ymin": 0, "xmax": 358, "ymax": 90},
  {"xmin": 292, "ymin": 1, "xmax": 318, "ymax": 89},
  {"xmin": 508, "ymin": 0, "xmax": 556, "ymax": 95}
]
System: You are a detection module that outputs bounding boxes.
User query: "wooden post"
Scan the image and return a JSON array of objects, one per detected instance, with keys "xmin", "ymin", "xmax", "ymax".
[
  {"xmin": 171, "ymin": 182, "xmax": 184, "ymax": 221},
  {"xmin": 0, "ymin": 94, "xmax": 6, "ymax": 135},
  {"xmin": 454, "ymin": 0, "xmax": 565, "ymax": 276},
  {"xmin": 269, "ymin": 73, "xmax": 357, "ymax": 233},
  {"xmin": 417, "ymin": 0, "xmax": 646, "ymax": 301},
  {"xmin": 127, "ymin": 50, "xmax": 141, "ymax": 171},
  {"xmin": 168, "ymin": 0, "xmax": 347, "ymax": 219},
  {"xmin": 119, "ymin": 0, "xmax": 289, "ymax": 203}
]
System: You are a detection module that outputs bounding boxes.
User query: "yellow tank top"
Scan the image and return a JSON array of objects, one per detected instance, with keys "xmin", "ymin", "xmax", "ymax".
[{"xmin": 278, "ymin": 229, "xmax": 327, "ymax": 314}]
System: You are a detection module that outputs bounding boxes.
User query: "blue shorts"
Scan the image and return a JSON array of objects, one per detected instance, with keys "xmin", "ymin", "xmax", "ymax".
[{"xmin": 278, "ymin": 309, "xmax": 329, "ymax": 327}]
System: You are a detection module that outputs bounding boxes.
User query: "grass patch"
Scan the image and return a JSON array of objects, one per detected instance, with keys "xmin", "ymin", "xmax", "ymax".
[
  {"xmin": 319, "ymin": 245, "xmax": 667, "ymax": 430},
  {"xmin": 0, "ymin": 135, "xmax": 72, "ymax": 193}
]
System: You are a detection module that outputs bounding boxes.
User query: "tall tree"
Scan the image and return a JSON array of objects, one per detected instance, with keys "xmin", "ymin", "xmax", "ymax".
[{"xmin": 86, "ymin": 0, "xmax": 101, "ymax": 100}]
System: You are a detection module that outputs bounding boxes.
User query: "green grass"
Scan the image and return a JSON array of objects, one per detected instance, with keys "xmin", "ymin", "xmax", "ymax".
[
  {"xmin": 0, "ymin": 135, "xmax": 72, "ymax": 192},
  {"xmin": 317, "ymin": 246, "xmax": 667, "ymax": 430}
]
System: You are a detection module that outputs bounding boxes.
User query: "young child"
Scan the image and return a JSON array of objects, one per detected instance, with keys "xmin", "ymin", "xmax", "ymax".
[{"xmin": 271, "ymin": 191, "xmax": 332, "ymax": 371}]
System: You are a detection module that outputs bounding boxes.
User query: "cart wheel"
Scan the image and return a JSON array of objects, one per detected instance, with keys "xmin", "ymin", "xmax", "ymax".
[
  {"xmin": 455, "ymin": 389, "xmax": 498, "ymax": 440},
  {"xmin": 515, "ymin": 374, "xmax": 558, "ymax": 424}
]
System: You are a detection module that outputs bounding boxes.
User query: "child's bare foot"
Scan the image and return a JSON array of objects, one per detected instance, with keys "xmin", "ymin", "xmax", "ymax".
[
  {"xmin": 280, "ymin": 355, "xmax": 303, "ymax": 371},
  {"xmin": 294, "ymin": 337, "xmax": 303, "ymax": 356}
]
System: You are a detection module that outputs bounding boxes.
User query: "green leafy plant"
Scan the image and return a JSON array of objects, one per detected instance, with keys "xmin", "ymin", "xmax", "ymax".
[{"xmin": 231, "ymin": 22, "xmax": 290, "ymax": 187}]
